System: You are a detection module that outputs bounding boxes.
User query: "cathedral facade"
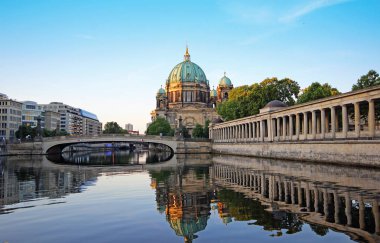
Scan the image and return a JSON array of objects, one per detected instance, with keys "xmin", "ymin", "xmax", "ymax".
[{"xmin": 151, "ymin": 48, "xmax": 234, "ymax": 134}]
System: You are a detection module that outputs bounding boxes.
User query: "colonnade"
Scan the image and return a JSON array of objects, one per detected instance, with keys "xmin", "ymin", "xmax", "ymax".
[
  {"xmin": 211, "ymin": 86, "xmax": 380, "ymax": 142},
  {"xmin": 210, "ymin": 163, "xmax": 380, "ymax": 235}
]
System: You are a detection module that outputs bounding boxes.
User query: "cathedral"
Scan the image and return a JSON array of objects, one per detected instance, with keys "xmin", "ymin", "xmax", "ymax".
[{"xmin": 151, "ymin": 47, "xmax": 234, "ymax": 134}]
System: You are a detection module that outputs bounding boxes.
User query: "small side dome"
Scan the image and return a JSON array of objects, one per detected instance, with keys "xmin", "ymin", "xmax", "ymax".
[
  {"xmin": 210, "ymin": 89, "xmax": 217, "ymax": 97},
  {"xmin": 157, "ymin": 86, "xmax": 166, "ymax": 95},
  {"xmin": 264, "ymin": 100, "xmax": 288, "ymax": 108},
  {"xmin": 212, "ymin": 117, "xmax": 223, "ymax": 124},
  {"xmin": 219, "ymin": 72, "xmax": 233, "ymax": 87}
]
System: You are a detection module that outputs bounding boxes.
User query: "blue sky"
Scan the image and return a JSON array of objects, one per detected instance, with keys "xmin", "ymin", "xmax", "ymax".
[{"xmin": 1, "ymin": 0, "xmax": 380, "ymax": 132}]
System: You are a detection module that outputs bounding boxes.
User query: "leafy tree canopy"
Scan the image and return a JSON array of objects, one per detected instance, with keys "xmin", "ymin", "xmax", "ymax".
[
  {"xmin": 352, "ymin": 70, "xmax": 380, "ymax": 91},
  {"xmin": 192, "ymin": 124, "xmax": 204, "ymax": 138},
  {"xmin": 103, "ymin": 121, "xmax": 125, "ymax": 134},
  {"xmin": 297, "ymin": 82, "xmax": 340, "ymax": 104},
  {"xmin": 217, "ymin": 78, "xmax": 300, "ymax": 121},
  {"xmin": 146, "ymin": 117, "xmax": 174, "ymax": 136}
]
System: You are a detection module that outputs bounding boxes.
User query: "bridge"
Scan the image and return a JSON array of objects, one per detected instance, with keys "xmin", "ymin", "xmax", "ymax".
[
  {"xmin": 3, "ymin": 134, "xmax": 212, "ymax": 156},
  {"xmin": 210, "ymin": 85, "xmax": 380, "ymax": 166},
  {"xmin": 42, "ymin": 134, "xmax": 178, "ymax": 154}
]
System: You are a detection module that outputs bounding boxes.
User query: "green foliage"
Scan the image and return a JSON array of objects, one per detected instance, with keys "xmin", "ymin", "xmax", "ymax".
[
  {"xmin": 42, "ymin": 129, "xmax": 68, "ymax": 137},
  {"xmin": 103, "ymin": 121, "xmax": 126, "ymax": 134},
  {"xmin": 297, "ymin": 82, "xmax": 340, "ymax": 104},
  {"xmin": 352, "ymin": 70, "xmax": 380, "ymax": 91},
  {"xmin": 16, "ymin": 125, "xmax": 36, "ymax": 139},
  {"xmin": 192, "ymin": 124, "xmax": 204, "ymax": 138},
  {"xmin": 177, "ymin": 125, "xmax": 190, "ymax": 138},
  {"xmin": 203, "ymin": 120, "xmax": 210, "ymax": 138},
  {"xmin": 217, "ymin": 78, "xmax": 300, "ymax": 121},
  {"xmin": 16, "ymin": 125, "xmax": 68, "ymax": 139},
  {"xmin": 191, "ymin": 120, "xmax": 210, "ymax": 138},
  {"xmin": 146, "ymin": 117, "xmax": 174, "ymax": 136}
]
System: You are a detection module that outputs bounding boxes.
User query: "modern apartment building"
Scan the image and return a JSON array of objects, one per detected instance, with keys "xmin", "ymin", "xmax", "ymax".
[
  {"xmin": 0, "ymin": 93, "xmax": 22, "ymax": 141},
  {"xmin": 41, "ymin": 102, "xmax": 101, "ymax": 136},
  {"xmin": 44, "ymin": 110, "xmax": 61, "ymax": 131},
  {"xmin": 80, "ymin": 109, "xmax": 102, "ymax": 136},
  {"xmin": 21, "ymin": 101, "xmax": 44, "ymax": 128}
]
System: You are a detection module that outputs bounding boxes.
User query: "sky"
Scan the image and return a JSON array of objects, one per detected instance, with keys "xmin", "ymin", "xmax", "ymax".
[{"xmin": 1, "ymin": 0, "xmax": 380, "ymax": 132}]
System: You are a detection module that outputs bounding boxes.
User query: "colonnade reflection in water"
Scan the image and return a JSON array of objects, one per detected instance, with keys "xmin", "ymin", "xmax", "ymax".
[
  {"xmin": 0, "ymin": 154, "xmax": 379, "ymax": 242},
  {"xmin": 150, "ymin": 155, "xmax": 380, "ymax": 242}
]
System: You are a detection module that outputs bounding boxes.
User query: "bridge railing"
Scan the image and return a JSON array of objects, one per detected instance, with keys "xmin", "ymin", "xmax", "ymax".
[{"xmin": 41, "ymin": 134, "xmax": 177, "ymax": 142}]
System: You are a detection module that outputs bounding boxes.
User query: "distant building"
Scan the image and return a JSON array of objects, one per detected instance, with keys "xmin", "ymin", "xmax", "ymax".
[
  {"xmin": 125, "ymin": 123, "xmax": 133, "ymax": 131},
  {"xmin": 80, "ymin": 109, "xmax": 102, "ymax": 136},
  {"xmin": 21, "ymin": 101, "xmax": 44, "ymax": 128},
  {"xmin": 44, "ymin": 110, "xmax": 60, "ymax": 131},
  {"xmin": 41, "ymin": 102, "xmax": 101, "ymax": 136},
  {"xmin": 0, "ymin": 93, "xmax": 22, "ymax": 141}
]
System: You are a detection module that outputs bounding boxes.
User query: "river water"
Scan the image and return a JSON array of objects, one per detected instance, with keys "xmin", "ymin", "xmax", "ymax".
[{"xmin": 0, "ymin": 150, "xmax": 379, "ymax": 243}]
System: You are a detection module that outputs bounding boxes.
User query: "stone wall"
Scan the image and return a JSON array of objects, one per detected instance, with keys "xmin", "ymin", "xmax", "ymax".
[
  {"xmin": 212, "ymin": 140, "xmax": 380, "ymax": 167},
  {"xmin": 176, "ymin": 140, "xmax": 212, "ymax": 154},
  {"xmin": 5, "ymin": 142, "xmax": 43, "ymax": 155}
]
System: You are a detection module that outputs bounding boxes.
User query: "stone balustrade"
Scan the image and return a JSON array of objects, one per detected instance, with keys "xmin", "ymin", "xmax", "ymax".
[{"xmin": 210, "ymin": 86, "xmax": 380, "ymax": 143}]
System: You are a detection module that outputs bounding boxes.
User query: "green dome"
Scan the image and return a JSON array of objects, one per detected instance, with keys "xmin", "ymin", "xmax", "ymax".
[
  {"xmin": 157, "ymin": 86, "xmax": 166, "ymax": 95},
  {"xmin": 219, "ymin": 73, "xmax": 232, "ymax": 87},
  {"xmin": 210, "ymin": 89, "xmax": 217, "ymax": 97},
  {"xmin": 167, "ymin": 48, "xmax": 208, "ymax": 85}
]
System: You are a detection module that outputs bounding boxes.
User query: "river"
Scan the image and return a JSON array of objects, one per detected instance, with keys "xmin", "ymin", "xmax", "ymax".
[{"xmin": 0, "ymin": 150, "xmax": 379, "ymax": 242}]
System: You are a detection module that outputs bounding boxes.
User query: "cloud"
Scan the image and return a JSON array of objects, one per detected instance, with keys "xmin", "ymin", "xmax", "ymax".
[{"xmin": 279, "ymin": 0, "xmax": 352, "ymax": 23}]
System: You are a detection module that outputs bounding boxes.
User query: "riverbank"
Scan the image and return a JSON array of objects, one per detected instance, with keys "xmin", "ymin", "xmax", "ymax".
[{"xmin": 212, "ymin": 140, "xmax": 380, "ymax": 168}]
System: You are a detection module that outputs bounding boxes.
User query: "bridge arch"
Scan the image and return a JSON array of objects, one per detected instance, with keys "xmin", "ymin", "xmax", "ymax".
[{"xmin": 43, "ymin": 135, "xmax": 178, "ymax": 155}]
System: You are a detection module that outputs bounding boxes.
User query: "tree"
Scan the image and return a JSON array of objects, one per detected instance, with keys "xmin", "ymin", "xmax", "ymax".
[
  {"xmin": 16, "ymin": 125, "xmax": 36, "ymax": 139},
  {"xmin": 146, "ymin": 117, "xmax": 174, "ymax": 136},
  {"xmin": 297, "ymin": 82, "xmax": 340, "ymax": 104},
  {"xmin": 352, "ymin": 70, "xmax": 380, "ymax": 91},
  {"xmin": 192, "ymin": 124, "xmax": 204, "ymax": 138},
  {"xmin": 103, "ymin": 121, "xmax": 125, "ymax": 134},
  {"xmin": 203, "ymin": 120, "xmax": 210, "ymax": 138},
  {"xmin": 217, "ymin": 78, "xmax": 300, "ymax": 121}
]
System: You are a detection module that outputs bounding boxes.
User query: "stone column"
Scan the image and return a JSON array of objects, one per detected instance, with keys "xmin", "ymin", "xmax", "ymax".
[
  {"xmin": 284, "ymin": 182, "xmax": 289, "ymax": 203},
  {"xmin": 306, "ymin": 183, "xmax": 310, "ymax": 211},
  {"xmin": 298, "ymin": 183, "xmax": 302, "ymax": 206},
  {"xmin": 261, "ymin": 175, "xmax": 266, "ymax": 196},
  {"xmin": 359, "ymin": 196, "xmax": 365, "ymax": 230},
  {"xmin": 333, "ymin": 191, "xmax": 340, "ymax": 224},
  {"xmin": 278, "ymin": 180, "xmax": 283, "ymax": 201},
  {"xmin": 283, "ymin": 116, "xmax": 287, "ymax": 140},
  {"xmin": 291, "ymin": 181, "xmax": 295, "ymax": 204},
  {"xmin": 260, "ymin": 120, "xmax": 264, "ymax": 142},
  {"xmin": 368, "ymin": 99, "xmax": 375, "ymax": 138},
  {"xmin": 354, "ymin": 102, "xmax": 361, "ymax": 138},
  {"xmin": 289, "ymin": 115, "xmax": 293, "ymax": 140},
  {"xmin": 345, "ymin": 192, "xmax": 352, "ymax": 226},
  {"xmin": 331, "ymin": 107, "xmax": 336, "ymax": 139},
  {"xmin": 252, "ymin": 122, "xmax": 256, "ymax": 141},
  {"xmin": 248, "ymin": 122, "xmax": 251, "ymax": 140},
  {"xmin": 312, "ymin": 110, "xmax": 317, "ymax": 140},
  {"xmin": 303, "ymin": 112, "xmax": 308, "ymax": 139},
  {"xmin": 321, "ymin": 109, "xmax": 326, "ymax": 139},
  {"xmin": 342, "ymin": 104, "xmax": 348, "ymax": 138},
  {"xmin": 373, "ymin": 200, "xmax": 380, "ymax": 234},
  {"xmin": 323, "ymin": 189, "xmax": 329, "ymax": 220},
  {"xmin": 276, "ymin": 118, "xmax": 281, "ymax": 140},
  {"xmin": 314, "ymin": 188, "xmax": 319, "ymax": 212},
  {"xmin": 269, "ymin": 118, "xmax": 274, "ymax": 141}
]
